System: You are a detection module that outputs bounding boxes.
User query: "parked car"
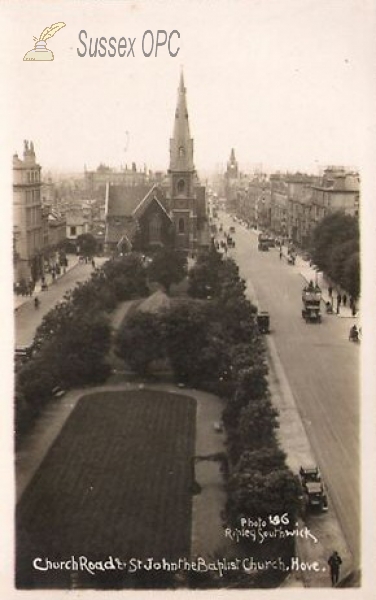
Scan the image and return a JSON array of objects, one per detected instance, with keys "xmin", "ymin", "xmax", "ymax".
[{"xmin": 299, "ymin": 466, "xmax": 328, "ymax": 512}]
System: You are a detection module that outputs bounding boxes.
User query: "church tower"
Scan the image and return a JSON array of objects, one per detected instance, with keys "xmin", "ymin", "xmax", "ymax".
[
  {"xmin": 226, "ymin": 148, "xmax": 239, "ymax": 179},
  {"xmin": 169, "ymin": 71, "xmax": 197, "ymax": 251}
]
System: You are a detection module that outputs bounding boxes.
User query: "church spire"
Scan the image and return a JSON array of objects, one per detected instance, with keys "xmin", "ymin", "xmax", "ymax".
[{"xmin": 170, "ymin": 70, "xmax": 194, "ymax": 172}]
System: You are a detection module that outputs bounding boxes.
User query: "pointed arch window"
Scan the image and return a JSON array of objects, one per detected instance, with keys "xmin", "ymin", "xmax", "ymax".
[
  {"xmin": 178, "ymin": 218, "xmax": 185, "ymax": 234},
  {"xmin": 149, "ymin": 212, "xmax": 162, "ymax": 243}
]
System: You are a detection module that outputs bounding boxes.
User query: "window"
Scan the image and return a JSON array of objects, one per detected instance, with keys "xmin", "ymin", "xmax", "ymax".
[
  {"xmin": 70, "ymin": 226, "xmax": 76, "ymax": 236},
  {"xmin": 149, "ymin": 213, "xmax": 162, "ymax": 243},
  {"xmin": 178, "ymin": 218, "xmax": 185, "ymax": 234},
  {"xmin": 177, "ymin": 179, "xmax": 185, "ymax": 194}
]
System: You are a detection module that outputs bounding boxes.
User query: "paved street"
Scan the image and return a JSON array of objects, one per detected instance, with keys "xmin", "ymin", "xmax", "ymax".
[
  {"xmin": 15, "ymin": 257, "xmax": 107, "ymax": 348},
  {"xmin": 219, "ymin": 214, "xmax": 360, "ymax": 567}
]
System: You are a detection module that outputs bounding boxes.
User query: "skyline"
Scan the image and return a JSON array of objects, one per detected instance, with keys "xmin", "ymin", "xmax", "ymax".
[{"xmin": 2, "ymin": 0, "xmax": 376, "ymax": 176}]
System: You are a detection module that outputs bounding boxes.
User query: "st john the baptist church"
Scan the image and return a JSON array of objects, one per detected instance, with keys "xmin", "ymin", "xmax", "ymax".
[{"xmin": 104, "ymin": 72, "xmax": 209, "ymax": 255}]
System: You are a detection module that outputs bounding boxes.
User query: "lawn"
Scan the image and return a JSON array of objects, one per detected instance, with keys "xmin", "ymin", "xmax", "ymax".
[{"xmin": 16, "ymin": 390, "xmax": 196, "ymax": 589}]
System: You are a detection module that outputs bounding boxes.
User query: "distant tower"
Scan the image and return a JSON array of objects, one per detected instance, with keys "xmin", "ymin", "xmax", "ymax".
[
  {"xmin": 169, "ymin": 71, "xmax": 197, "ymax": 251},
  {"xmin": 226, "ymin": 148, "xmax": 239, "ymax": 179}
]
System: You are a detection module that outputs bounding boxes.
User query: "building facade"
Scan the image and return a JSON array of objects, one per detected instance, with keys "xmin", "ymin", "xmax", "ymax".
[{"xmin": 13, "ymin": 141, "xmax": 44, "ymax": 283}]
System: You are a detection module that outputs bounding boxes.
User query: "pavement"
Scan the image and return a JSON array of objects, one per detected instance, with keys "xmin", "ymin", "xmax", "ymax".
[
  {"xmin": 14, "ymin": 255, "xmax": 108, "ymax": 348},
  {"xmin": 283, "ymin": 249, "xmax": 361, "ymax": 322},
  {"xmin": 14, "ymin": 254, "xmax": 81, "ymax": 311}
]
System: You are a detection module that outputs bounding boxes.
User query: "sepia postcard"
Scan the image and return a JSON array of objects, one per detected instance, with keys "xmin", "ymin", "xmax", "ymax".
[{"xmin": 1, "ymin": 1, "xmax": 376, "ymax": 598}]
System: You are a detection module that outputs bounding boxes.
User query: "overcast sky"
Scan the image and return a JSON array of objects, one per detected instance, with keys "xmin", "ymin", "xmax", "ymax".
[{"xmin": 2, "ymin": 0, "xmax": 376, "ymax": 175}]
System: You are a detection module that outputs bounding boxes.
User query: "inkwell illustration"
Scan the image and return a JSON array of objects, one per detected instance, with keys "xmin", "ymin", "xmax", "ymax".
[{"xmin": 23, "ymin": 22, "xmax": 66, "ymax": 61}]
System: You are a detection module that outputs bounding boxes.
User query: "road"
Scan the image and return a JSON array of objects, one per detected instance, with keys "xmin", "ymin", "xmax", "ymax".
[
  {"xmin": 220, "ymin": 215, "xmax": 360, "ymax": 566},
  {"xmin": 15, "ymin": 258, "xmax": 107, "ymax": 348}
]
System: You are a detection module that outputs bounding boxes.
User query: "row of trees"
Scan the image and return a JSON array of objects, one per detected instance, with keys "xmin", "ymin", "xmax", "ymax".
[
  {"xmin": 15, "ymin": 254, "xmax": 149, "ymax": 439},
  {"xmin": 310, "ymin": 212, "xmax": 360, "ymax": 298},
  {"xmin": 189, "ymin": 249, "xmax": 301, "ymax": 526},
  {"xmin": 189, "ymin": 247, "xmax": 301, "ymax": 586},
  {"xmin": 115, "ymin": 246, "xmax": 301, "ymax": 547}
]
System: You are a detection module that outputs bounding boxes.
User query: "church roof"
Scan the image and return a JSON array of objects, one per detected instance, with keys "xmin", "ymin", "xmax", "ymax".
[
  {"xmin": 106, "ymin": 185, "xmax": 152, "ymax": 217},
  {"xmin": 105, "ymin": 184, "xmax": 172, "ymax": 247},
  {"xmin": 106, "ymin": 184, "xmax": 170, "ymax": 219},
  {"xmin": 133, "ymin": 185, "xmax": 171, "ymax": 220}
]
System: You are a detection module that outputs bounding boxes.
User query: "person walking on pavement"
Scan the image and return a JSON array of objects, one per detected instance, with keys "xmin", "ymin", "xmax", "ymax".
[
  {"xmin": 342, "ymin": 293, "xmax": 347, "ymax": 307},
  {"xmin": 328, "ymin": 550, "xmax": 342, "ymax": 586},
  {"xmin": 328, "ymin": 285, "xmax": 333, "ymax": 299},
  {"xmin": 336, "ymin": 292, "xmax": 342, "ymax": 314}
]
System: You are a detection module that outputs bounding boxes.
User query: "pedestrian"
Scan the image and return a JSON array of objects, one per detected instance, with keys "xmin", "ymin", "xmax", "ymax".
[
  {"xmin": 91, "ymin": 258, "xmax": 96, "ymax": 269},
  {"xmin": 279, "ymin": 250, "xmax": 282, "ymax": 260},
  {"xmin": 336, "ymin": 292, "xmax": 341, "ymax": 314},
  {"xmin": 351, "ymin": 302, "xmax": 356, "ymax": 317},
  {"xmin": 328, "ymin": 550, "xmax": 342, "ymax": 586},
  {"xmin": 342, "ymin": 293, "xmax": 347, "ymax": 306},
  {"xmin": 328, "ymin": 285, "xmax": 333, "ymax": 298}
]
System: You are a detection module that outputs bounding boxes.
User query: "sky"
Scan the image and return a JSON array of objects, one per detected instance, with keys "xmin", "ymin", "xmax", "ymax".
[{"xmin": 1, "ymin": 0, "xmax": 376, "ymax": 176}]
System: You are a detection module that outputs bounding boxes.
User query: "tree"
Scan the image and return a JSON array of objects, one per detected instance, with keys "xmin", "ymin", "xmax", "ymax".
[
  {"xmin": 77, "ymin": 233, "xmax": 97, "ymax": 257},
  {"xmin": 343, "ymin": 251, "xmax": 360, "ymax": 299},
  {"xmin": 310, "ymin": 212, "xmax": 359, "ymax": 272},
  {"xmin": 17, "ymin": 358, "xmax": 58, "ymax": 412},
  {"xmin": 160, "ymin": 300, "xmax": 211, "ymax": 382},
  {"xmin": 188, "ymin": 246, "xmax": 223, "ymax": 298},
  {"xmin": 115, "ymin": 311, "xmax": 164, "ymax": 374},
  {"xmin": 225, "ymin": 468, "xmax": 301, "ymax": 525},
  {"xmin": 102, "ymin": 253, "xmax": 149, "ymax": 301},
  {"xmin": 234, "ymin": 447, "xmax": 287, "ymax": 476},
  {"xmin": 147, "ymin": 248, "xmax": 188, "ymax": 293},
  {"xmin": 226, "ymin": 398, "xmax": 279, "ymax": 463},
  {"xmin": 37, "ymin": 310, "xmax": 112, "ymax": 388},
  {"xmin": 328, "ymin": 238, "xmax": 359, "ymax": 289}
]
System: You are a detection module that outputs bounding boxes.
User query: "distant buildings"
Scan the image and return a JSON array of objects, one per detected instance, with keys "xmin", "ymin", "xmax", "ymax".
[
  {"xmin": 84, "ymin": 162, "xmax": 148, "ymax": 195},
  {"xmin": 66, "ymin": 206, "xmax": 90, "ymax": 241},
  {"xmin": 223, "ymin": 157, "xmax": 360, "ymax": 246}
]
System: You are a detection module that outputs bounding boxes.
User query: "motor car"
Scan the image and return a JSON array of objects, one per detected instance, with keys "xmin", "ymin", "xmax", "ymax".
[{"xmin": 299, "ymin": 466, "xmax": 328, "ymax": 512}]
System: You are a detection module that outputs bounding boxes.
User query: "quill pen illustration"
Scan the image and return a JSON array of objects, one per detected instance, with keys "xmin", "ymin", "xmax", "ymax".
[
  {"xmin": 38, "ymin": 22, "xmax": 66, "ymax": 42},
  {"xmin": 24, "ymin": 22, "xmax": 66, "ymax": 61}
]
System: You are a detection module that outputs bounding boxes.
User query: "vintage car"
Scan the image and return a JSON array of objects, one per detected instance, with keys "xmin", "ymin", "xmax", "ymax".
[
  {"xmin": 299, "ymin": 466, "xmax": 328, "ymax": 512},
  {"xmin": 256, "ymin": 311, "xmax": 270, "ymax": 334}
]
